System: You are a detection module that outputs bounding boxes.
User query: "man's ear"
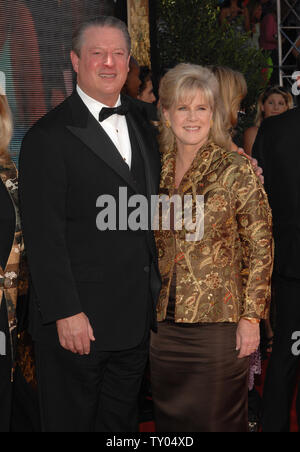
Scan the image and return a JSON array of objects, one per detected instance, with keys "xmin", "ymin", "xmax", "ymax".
[
  {"xmin": 70, "ymin": 51, "xmax": 79, "ymax": 74},
  {"xmin": 127, "ymin": 54, "xmax": 131, "ymax": 73}
]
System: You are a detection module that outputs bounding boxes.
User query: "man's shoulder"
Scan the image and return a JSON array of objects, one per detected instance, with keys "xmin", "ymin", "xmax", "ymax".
[
  {"xmin": 125, "ymin": 96, "xmax": 158, "ymax": 123},
  {"xmin": 262, "ymin": 107, "xmax": 300, "ymax": 131},
  {"xmin": 21, "ymin": 96, "xmax": 78, "ymax": 154},
  {"xmin": 29, "ymin": 98, "xmax": 71, "ymax": 133}
]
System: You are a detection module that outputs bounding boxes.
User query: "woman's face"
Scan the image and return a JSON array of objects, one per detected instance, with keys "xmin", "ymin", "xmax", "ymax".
[
  {"xmin": 262, "ymin": 93, "xmax": 289, "ymax": 118},
  {"xmin": 163, "ymin": 89, "xmax": 213, "ymax": 153}
]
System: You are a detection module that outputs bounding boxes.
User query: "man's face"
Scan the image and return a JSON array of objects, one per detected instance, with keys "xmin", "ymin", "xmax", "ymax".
[{"xmin": 71, "ymin": 26, "xmax": 130, "ymax": 106}]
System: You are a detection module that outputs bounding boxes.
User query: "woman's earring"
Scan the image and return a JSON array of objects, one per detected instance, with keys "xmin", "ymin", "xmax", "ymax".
[
  {"xmin": 210, "ymin": 119, "xmax": 214, "ymax": 127},
  {"xmin": 165, "ymin": 120, "xmax": 171, "ymax": 129}
]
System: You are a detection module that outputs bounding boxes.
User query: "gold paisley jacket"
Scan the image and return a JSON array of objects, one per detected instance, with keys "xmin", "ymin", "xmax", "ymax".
[
  {"xmin": 0, "ymin": 162, "xmax": 30, "ymax": 382},
  {"xmin": 155, "ymin": 142, "xmax": 274, "ymax": 324}
]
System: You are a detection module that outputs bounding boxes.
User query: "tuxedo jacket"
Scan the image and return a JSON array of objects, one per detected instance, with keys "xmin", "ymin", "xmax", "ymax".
[
  {"xmin": 19, "ymin": 91, "xmax": 161, "ymax": 350},
  {"xmin": 252, "ymin": 107, "xmax": 300, "ymax": 280}
]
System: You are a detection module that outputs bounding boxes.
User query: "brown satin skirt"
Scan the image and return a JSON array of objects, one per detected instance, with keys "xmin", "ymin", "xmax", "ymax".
[{"xmin": 150, "ymin": 322, "xmax": 249, "ymax": 432}]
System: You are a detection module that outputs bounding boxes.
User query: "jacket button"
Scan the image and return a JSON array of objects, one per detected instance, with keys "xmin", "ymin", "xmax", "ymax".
[
  {"xmin": 4, "ymin": 278, "xmax": 13, "ymax": 289},
  {"xmin": 144, "ymin": 266, "xmax": 150, "ymax": 273}
]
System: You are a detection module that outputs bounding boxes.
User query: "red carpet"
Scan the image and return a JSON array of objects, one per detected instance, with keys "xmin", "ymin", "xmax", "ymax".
[{"xmin": 139, "ymin": 356, "xmax": 300, "ymax": 432}]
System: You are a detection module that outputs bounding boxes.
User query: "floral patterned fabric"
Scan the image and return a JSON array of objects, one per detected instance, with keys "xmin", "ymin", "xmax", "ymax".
[
  {"xmin": 0, "ymin": 163, "xmax": 29, "ymax": 381},
  {"xmin": 155, "ymin": 141, "xmax": 274, "ymax": 324}
]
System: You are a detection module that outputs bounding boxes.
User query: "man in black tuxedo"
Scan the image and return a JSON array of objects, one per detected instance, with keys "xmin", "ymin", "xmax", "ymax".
[
  {"xmin": 252, "ymin": 106, "xmax": 300, "ymax": 432},
  {"xmin": 19, "ymin": 16, "xmax": 161, "ymax": 432}
]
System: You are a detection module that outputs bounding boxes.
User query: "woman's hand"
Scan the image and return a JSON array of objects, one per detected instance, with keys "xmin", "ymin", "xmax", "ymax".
[{"xmin": 236, "ymin": 318, "xmax": 260, "ymax": 358}]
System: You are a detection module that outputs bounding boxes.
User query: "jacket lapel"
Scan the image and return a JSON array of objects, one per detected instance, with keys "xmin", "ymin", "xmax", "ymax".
[
  {"xmin": 125, "ymin": 99, "xmax": 161, "ymax": 258},
  {"xmin": 66, "ymin": 91, "xmax": 139, "ymax": 194},
  {"xmin": 126, "ymin": 104, "xmax": 157, "ymax": 200}
]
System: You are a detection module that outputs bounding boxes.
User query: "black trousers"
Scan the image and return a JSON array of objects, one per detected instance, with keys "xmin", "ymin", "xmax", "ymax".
[
  {"xmin": 35, "ymin": 335, "xmax": 149, "ymax": 432},
  {"xmin": 262, "ymin": 274, "xmax": 300, "ymax": 432},
  {"xmin": 0, "ymin": 301, "xmax": 12, "ymax": 432}
]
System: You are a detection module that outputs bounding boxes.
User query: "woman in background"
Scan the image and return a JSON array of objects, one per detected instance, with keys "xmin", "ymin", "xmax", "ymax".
[
  {"xmin": 211, "ymin": 66, "xmax": 247, "ymax": 151},
  {"xmin": 244, "ymin": 86, "xmax": 293, "ymax": 156},
  {"xmin": 220, "ymin": 0, "xmax": 251, "ymax": 33},
  {"xmin": 150, "ymin": 63, "xmax": 273, "ymax": 432},
  {"xmin": 0, "ymin": 89, "xmax": 24, "ymax": 431},
  {"xmin": 259, "ymin": 2, "xmax": 278, "ymax": 84},
  {"xmin": 0, "ymin": 88, "xmax": 34, "ymax": 432},
  {"xmin": 122, "ymin": 56, "xmax": 142, "ymax": 99},
  {"xmin": 211, "ymin": 66, "xmax": 263, "ymax": 180},
  {"xmin": 138, "ymin": 66, "xmax": 157, "ymax": 104},
  {"xmin": 247, "ymin": 0, "xmax": 263, "ymax": 48}
]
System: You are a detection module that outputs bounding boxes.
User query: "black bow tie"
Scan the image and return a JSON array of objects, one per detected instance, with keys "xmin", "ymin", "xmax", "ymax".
[{"xmin": 99, "ymin": 103, "xmax": 128, "ymax": 122}]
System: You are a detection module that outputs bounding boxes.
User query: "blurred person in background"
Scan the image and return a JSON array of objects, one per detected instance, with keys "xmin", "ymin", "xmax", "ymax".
[
  {"xmin": 260, "ymin": 0, "xmax": 275, "ymax": 19},
  {"xmin": 122, "ymin": 56, "xmax": 141, "ymax": 99},
  {"xmin": 138, "ymin": 66, "xmax": 157, "ymax": 104},
  {"xmin": 0, "ymin": 86, "xmax": 30, "ymax": 432},
  {"xmin": 211, "ymin": 66, "xmax": 263, "ymax": 182},
  {"xmin": 247, "ymin": 0, "xmax": 263, "ymax": 48},
  {"xmin": 220, "ymin": 0, "xmax": 251, "ymax": 33},
  {"xmin": 259, "ymin": 1, "xmax": 278, "ymax": 84},
  {"xmin": 252, "ymin": 92, "xmax": 300, "ymax": 433},
  {"xmin": 123, "ymin": 58, "xmax": 158, "ymax": 124},
  {"xmin": 211, "ymin": 66, "xmax": 247, "ymax": 151}
]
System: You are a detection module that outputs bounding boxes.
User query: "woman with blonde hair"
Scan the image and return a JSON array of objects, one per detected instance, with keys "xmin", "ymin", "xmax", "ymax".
[
  {"xmin": 0, "ymin": 95, "xmax": 13, "ymax": 163},
  {"xmin": 0, "ymin": 89, "xmax": 28, "ymax": 431},
  {"xmin": 150, "ymin": 63, "xmax": 273, "ymax": 432},
  {"xmin": 211, "ymin": 65, "xmax": 263, "ymax": 184},
  {"xmin": 211, "ymin": 66, "xmax": 247, "ymax": 148},
  {"xmin": 244, "ymin": 86, "xmax": 293, "ymax": 156}
]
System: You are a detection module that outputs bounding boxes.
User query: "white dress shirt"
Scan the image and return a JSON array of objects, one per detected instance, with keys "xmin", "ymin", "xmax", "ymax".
[{"xmin": 76, "ymin": 85, "xmax": 132, "ymax": 168}]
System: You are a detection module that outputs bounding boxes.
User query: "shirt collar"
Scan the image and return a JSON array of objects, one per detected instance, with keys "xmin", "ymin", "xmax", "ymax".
[{"xmin": 76, "ymin": 85, "xmax": 121, "ymax": 121}]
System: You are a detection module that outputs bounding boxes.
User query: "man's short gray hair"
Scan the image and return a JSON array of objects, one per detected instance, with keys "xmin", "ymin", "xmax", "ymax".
[{"xmin": 72, "ymin": 16, "xmax": 131, "ymax": 57}]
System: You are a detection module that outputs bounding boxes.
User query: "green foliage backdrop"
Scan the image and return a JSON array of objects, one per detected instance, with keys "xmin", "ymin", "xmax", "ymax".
[{"xmin": 156, "ymin": 0, "xmax": 269, "ymax": 116}]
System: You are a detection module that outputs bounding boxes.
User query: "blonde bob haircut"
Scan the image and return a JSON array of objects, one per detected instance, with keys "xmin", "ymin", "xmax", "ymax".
[
  {"xmin": 0, "ymin": 95, "xmax": 13, "ymax": 167},
  {"xmin": 210, "ymin": 66, "xmax": 247, "ymax": 131},
  {"xmin": 255, "ymin": 86, "xmax": 294, "ymax": 127},
  {"xmin": 158, "ymin": 63, "xmax": 231, "ymax": 152}
]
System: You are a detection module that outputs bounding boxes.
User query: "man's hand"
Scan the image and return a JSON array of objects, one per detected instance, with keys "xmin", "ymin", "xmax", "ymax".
[
  {"xmin": 249, "ymin": 157, "xmax": 264, "ymax": 184},
  {"xmin": 236, "ymin": 318, "xmax": 260, "ymax": 359},
  {"xmin": 237, "ymin": 149, "xmax": 264, "ymax": 184},
  {"xmin": 56, "ymin": 313, "xmax": 95, "ymax": 355}
]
